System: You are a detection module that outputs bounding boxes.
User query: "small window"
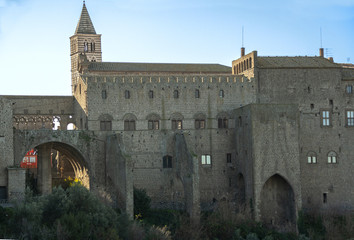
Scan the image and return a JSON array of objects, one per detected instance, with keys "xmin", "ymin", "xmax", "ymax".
[
  {"xmin": 102, "ymin": 90, "xmax": 107, "ymax": 99},
  {"xmin": 0, "ymin": 186, "xmax": 7, "ymax": 200},
  {"xmin": 346, "ymin": 110, "xmax": 354, "ymax": 126},
  {"xmin": 323, "ymin": 193, "xmax": 327, "ymax": 204},
  {"xmin": 227, "ymin": 153, "xmax": 232, "ymax": 163},
  {"xmin": 307, "ymin": 152, "xmax": 317, "ymax": 164},
  {"xmin": 124, "ymin": 120, "xmax": 136, "ymax": 131},
  {"xmin": 327, "ymin": 151, "xmax": 337, "ymax": 164},
  {"xmin": 174, "ymin": 90, "xmax": 179, "ymax": 99},
  {"xmin": 172, "ymin": 120, "xmax": 182, "ymax": 130},
  {"xmin": 163, "ymin": 155, "xmax": 172, "ymax": 168},
  {"xmin": 125, "ymin": 90, "xmax": 130, "ymax": 99},
  {"xmin": 90, "ymin": 42, "xmax": 95, "ymax": 52},
  {"xmin": 201, "ymin": 154, "xmax": 211, "ymax": 165},
  {"xmin": 346, "ymin": 85, "xmax": 353, "ymax": 94},
  {"xmin": 149, "ymin": 90, "xmax": 154, "ymax": 99},
  {"xmin": 218, "ymin": 118, "xmax": 228, "ymax": 129},
  {"xmin": 321, "ymin": 110, "xmax": 331, "ymax": 127},
  {"xmin": 84, "ymin": 42, "xmax": 88, "ymax": 52},
  {"xmin": 100, "ymin": 121, "xmax": 112, "ymax": 131},
  {"xmin": 148, "ymin": 120, "xmax": 159, "ymax": 130},
  {"xmin": 195, "ymin": 119, "xmax": 205, "ymax": 129},
  {"xmin": 238, "ymin": 116, "xmax": 242, "ymax": 127},
  {"xmin": 219, "ymin": 89, "xmax": 224, "ymax": 98},
  {"xmin": 195, "ymin": 89, "xmax": 200, "ymax": 98}
]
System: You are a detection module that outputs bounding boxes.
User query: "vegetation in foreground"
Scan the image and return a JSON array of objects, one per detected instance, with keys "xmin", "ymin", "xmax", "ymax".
[{"xmin": 0, "ymin": 186, "xmax": 353, "ymax": 239}]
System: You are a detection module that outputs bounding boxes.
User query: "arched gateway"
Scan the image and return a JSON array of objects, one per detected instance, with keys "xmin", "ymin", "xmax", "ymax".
[{"xmin": 260, "ymin": 174, "xmax": 296, "ymax": 231}]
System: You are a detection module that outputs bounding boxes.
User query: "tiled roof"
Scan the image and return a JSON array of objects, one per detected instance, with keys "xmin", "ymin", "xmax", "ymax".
[
  {"xmin": 257, "ymin": 57, "xmax": 340, "ymax": 68},
  {"xmin": 87, "ymin": 62, "xmax": 232, "ymax": 73},
  {"xmin": 75, "ymin": 3, "xmax": 96, "ymax": 34}
]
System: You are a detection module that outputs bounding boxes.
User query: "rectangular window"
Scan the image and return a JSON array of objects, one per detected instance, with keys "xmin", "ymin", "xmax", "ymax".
[
  {"xmin": 195, "ymin": 89, "xmax": 200, "ymax": 98},
  {"xmin": 227, "ymin": 153, "xmax": 232, "ymax": 163},
  {"xmin": 321, "ymin": 110, "xmax": 330, "ymax": 126},
  {"xmin": 124, "ymin": 120, "xmax": 136, "ymax": 131},
  {"xmin": 125, "ymin": 90, "xmax": 130, "ymax": 99},
  {"xmin": 201, "ymin": 154, "xmax": 211, "ymax": 165},
  {"xmin": 195, "ymin": 119, "xmax": 205, "ymax": 129},
  {"xmin": 218, "ymin": 118, "xmax": 228, "ymax": 128},
  {"xmin": 163, "ymin": 156, "xmax": 172, "ymax": 168},
  {"xmin": 323, "ymin": 193, "xmax": 327, "ymax": 204},
  {"xmin": 148, "ymin": 120, "xmax": 159, "ymax": 130},
  {"xmin": 346, "ymin": 110, "xmax": 354, "ymax": 126},
  {"xmin": 307, "ymin": 156, "xmax": 316, "ymax": 164},
  {"xmin": 346, "ymin": 85, "xmax": 353, "ymax": 94},
  {"xmin": 328, "ymin": 156, "xmax": 337, "ymax": 164},
  {"xmin": 172, "ymin": 120, "xmax": 182, "ymax": 130},
  {"xmin": 100, "ymin": 121, "xmax": 112, "ymax": 131},
  {"xmin": 0, "ymin": 186, "xmax": 7, "ymax": 200}
]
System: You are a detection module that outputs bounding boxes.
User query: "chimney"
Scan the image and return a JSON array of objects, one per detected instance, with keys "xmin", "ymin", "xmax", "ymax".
[
  {"xmin": 241, "ymin": 47, "xmax": 245, "ymax": 57},
  {"xmin": 328, "ymin": 57, "xmax": 333, "ymax": 62},
  {"xmin": 319, "ymin": 48, "xmax": 324, "ymax": 57}
]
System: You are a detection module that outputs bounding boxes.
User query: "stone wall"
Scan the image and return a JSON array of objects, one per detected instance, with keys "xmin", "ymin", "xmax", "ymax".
[
  {"xmin": 255, "ymin": 66, "xmax": 354, "ymax": 212},
  {"xmin": 0, "ymin": 97, "xmax": 14, "ymax": 188}
]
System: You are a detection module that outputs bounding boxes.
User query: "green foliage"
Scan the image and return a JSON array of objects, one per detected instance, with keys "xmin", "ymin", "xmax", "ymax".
[
  {"xmin": 4, "ymin": 185, "xmax": 121, "ymax": 240},
  {"xmin": 297, "ymin": 211, "xmax": 326, "ymax": 239},
  {"xmin": 134, "ymin": 187, "xmax": 151, "ymax": 218}
]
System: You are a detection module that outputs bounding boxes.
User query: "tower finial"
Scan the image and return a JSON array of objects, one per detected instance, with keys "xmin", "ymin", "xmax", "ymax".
[{"xmin": 83, "ymin": 0, "xmax": 85, "ymax": 4}]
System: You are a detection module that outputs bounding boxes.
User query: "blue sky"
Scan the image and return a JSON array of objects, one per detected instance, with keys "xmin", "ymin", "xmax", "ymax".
[{"xmin": 0, "ymin": 0, "xmax": 353, "ymax": 95}]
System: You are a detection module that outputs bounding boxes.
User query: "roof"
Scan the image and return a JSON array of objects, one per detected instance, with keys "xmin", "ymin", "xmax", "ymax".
[
  {"xmin": 257, "ymin": 57, "xmax": 340, "ymax": 68},
  {"xmin": 87, "ymin": 62, "xmax": 232, "ymax": 73},
  {"xmin": 75, "ymin": 3, "xmax": 96, "ymax": 34}
]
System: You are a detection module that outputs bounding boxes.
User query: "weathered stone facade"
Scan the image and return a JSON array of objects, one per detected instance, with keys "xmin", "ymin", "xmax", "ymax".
[{"xmin": 0, "ymin": 2, "xmax": 353, "ymax": 229}]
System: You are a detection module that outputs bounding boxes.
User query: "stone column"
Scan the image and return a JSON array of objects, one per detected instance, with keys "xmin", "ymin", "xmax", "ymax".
[{"xmin": 37, "ymin": 145, "xmax": 52, "ymax": 194}]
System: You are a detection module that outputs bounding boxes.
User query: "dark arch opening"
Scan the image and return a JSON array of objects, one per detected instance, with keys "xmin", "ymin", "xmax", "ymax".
[
  {"xmin": 21, "ymin": 141, "xmax": 89, "ymax": 194},
  {"xmin": 260, "ymin": 174, "xmax": 296, "ymax": 232}
]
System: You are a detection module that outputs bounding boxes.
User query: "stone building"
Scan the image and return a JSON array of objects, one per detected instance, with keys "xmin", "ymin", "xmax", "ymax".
[{"xmin": 0, "ymin": 2, "xmax": 353, "ymax": 230}]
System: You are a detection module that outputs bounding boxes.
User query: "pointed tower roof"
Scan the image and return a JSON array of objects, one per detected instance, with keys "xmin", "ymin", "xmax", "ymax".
[{"xmin": 75, "ymin": 2, "xmax": 96, "ymax": 34}]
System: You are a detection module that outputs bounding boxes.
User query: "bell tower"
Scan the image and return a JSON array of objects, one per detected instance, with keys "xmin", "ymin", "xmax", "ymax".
[{"xmin": 70, "ymin": 1, "xmax": 102, "ymax": 94}]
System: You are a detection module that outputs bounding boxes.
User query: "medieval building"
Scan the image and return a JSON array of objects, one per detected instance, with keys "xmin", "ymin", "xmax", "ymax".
[{"xmin": 0, "ymin": 2, "xmax": 353, "ymax": 230}]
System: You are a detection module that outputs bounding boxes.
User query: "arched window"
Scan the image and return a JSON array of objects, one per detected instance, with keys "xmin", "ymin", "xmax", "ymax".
[
  {"xmin": 217, "ymin": 112, "xmax": 229, "ymax": 129},
  {"xmin": 90, "ymin": 42, "xmax": 95, "ymax": 52},
  {"xmin": 123, "ymin": 113, "xmax": 137, "ymax": 131},
  {"xmin": 249, "ymin": 57, "xmax": 252, "ymax": 68},
  {"xmin": 99, "ymin": 114, "xmax": 113, "ymax": 131},
  {"xmin": 171, "ymin": 113, "xmax": 183, "ymax": 130},
  {"xmin": 194, "ymin": 113, "xmax": 206, "ymax": 129},
  {"xmin": 84, "ymin": 42, "xmax": 88, "ymax": 52},
  {"xmin": 147, "ymin": 113, "xmax": 160, "ymax": 130},
  {"xmin": 327, "ymin": 151, "xmax": 337, "ymax": 164},
  {"xmin": 173, "ymin": 90, "xmax": 179, "ymax": 99},
  {"xmin": 163, "ymin": 155, "xmax": 172, "ymax": 168},
  {"xmin": 307, "ymin": 151, "xmax": 317, "ymax": 164}
]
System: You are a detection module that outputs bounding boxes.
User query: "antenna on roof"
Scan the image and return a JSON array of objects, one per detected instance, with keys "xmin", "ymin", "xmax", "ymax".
[
  {"xmin": 319, "ymin": 27, "xmax": 324, "ymax": 57},
  {"xmin": 242, "ymin": 26, "xmax": 244, "ymax": 48},
  {"xmin": 241, "ymin": 26, "xmax": 245, "ymax": 57}
]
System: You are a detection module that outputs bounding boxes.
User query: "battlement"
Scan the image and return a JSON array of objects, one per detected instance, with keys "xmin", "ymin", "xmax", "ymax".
[{"xmin": 81, "ymin": 74, "xmax": 254, "ymax": 85}]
